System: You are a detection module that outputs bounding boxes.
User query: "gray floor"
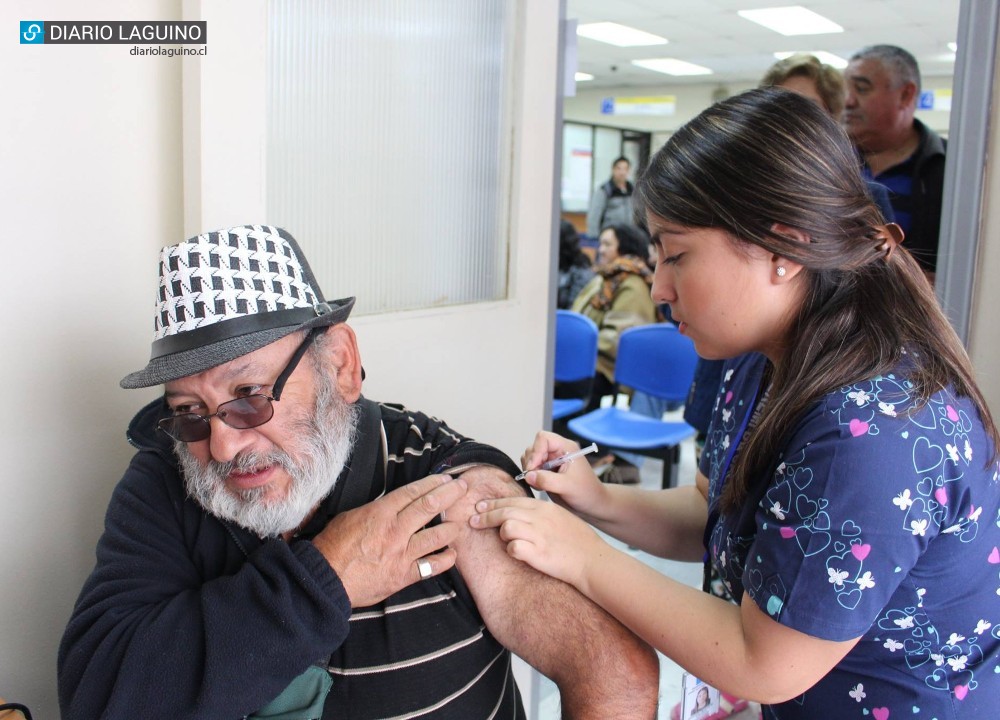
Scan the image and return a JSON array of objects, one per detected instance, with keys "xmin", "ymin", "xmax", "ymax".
[{"xmin": 535, "ymin": 411, "xmax": 760, "ymax": 719}]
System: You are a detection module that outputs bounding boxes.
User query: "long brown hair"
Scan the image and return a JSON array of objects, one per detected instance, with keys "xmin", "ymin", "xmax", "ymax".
[{"xmin": 635, "ymin": 87, "xmax": 998, "ymax": 512}]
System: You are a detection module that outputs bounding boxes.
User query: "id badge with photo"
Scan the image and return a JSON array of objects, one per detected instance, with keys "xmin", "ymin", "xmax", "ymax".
[{"xmin": 680, "ymin": 671, "xmax": 721, "ymax": 720}]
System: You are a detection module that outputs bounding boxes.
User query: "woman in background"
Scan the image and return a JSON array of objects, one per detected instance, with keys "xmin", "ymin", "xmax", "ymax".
[{"xmin": 570, "ymin": 223, "xmax": 660, "ymax": 483}]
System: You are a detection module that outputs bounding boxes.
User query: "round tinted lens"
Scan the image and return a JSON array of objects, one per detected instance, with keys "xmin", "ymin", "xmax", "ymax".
[
  {"xmin": 158, "ymin": 414, "xmax": 211, "ymax": 442},
  {"xmin": 217, "ymin": 395, "xmax": 274, "ymax": 429}
]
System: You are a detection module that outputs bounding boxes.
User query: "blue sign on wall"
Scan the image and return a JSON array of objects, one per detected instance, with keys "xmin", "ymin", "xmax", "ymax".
[
  {"xmin": 600, "ymin": 97, "xmax": 615, "ymax": 114},
  {"xmin": 918, "ymin": 90, "xmax": 935, "ymax": 110}
]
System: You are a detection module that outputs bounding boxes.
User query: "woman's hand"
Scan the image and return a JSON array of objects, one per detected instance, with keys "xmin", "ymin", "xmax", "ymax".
[
  {"xmin": 469, "ymin": 496, "xmax": 606, "ymax": 592},
  {"xmin": 519, "ymin": 431, "xmax": 607, "ymax": 518}
]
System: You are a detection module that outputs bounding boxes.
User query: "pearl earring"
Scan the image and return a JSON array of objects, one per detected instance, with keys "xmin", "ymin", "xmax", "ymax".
[{"xmin": 776, "ymin": 266, "xmax": 787, "ymax": 277}]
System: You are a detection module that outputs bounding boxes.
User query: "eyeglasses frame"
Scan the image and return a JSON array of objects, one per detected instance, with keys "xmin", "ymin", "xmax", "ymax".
[{"xmin": 157, "ymin": 327, "xmax": 324, "ymax": 442}]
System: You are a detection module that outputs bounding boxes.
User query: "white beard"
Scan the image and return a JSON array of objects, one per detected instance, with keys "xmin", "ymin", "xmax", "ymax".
[{"xmin": 176, "ymin": 370, "xmax": 360, "ymax": 538}]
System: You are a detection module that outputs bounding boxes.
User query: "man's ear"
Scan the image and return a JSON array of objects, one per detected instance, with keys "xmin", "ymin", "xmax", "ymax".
[
  {"xmin": 899, "ymin": 80, "xmax": 918, "ymax": 108},
  {"xmin": 769, "ymin": 223, "xmax": 810, "ymax": 284},
  {"xmin": 320, "ymin": 324, "xmax": 363, "ymax": 402}
]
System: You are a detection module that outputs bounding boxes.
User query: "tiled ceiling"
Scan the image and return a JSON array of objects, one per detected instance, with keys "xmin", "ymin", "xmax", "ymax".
[{"xmin": 568, "ymin": 0, "xmax": 961, "ymax": 89}]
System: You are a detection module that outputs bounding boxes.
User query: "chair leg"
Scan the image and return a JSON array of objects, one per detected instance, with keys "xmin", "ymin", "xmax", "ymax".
[{"xmin": 661, "ymin": 445, "xmax": 682, "ymax": 489}]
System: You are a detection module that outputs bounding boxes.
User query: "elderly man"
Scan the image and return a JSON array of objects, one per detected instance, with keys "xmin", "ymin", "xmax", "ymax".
[
  {"xmin": 843, "ymin": 44, "xmax": 947, "ymax": 279},
  {"xmin": 58, "ymin": 225, "xmax": 658, "ymax": 719}
]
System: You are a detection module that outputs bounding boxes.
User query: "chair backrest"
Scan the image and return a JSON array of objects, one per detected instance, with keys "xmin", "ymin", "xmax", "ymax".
[
  {"xmin": 614, "ymin": 324, "xmax": 699, "ymax": 402},
  {"xmin": 554, "ymin": 310, "xmax": 599, "ymax": 383}
]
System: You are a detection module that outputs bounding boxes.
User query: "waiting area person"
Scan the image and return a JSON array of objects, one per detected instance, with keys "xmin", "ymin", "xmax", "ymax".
[
  {"xmin": 761, "ymin": 53, "xmax": 895, "ymax": 222},
  {"xmin": 473, "ymin": 88, "xmax": 999, "ymax": 719},
  {"xmin": 570, "ymin": 223, "xmax": 660, "ymax": 483},
  {"xmin": 586, "ymin": 156, "xmax": 635, "ymax": 238},
  {"xmin": 844, "ymin": 45, "xmax": 946, "ymax": 279},
  {"xmin": 57, "ymin": 225, "xmax": 658, "ymax": 719},
  {"xmin": 557, "ymin": 219, "xmax": 595, "ymax": 309}
]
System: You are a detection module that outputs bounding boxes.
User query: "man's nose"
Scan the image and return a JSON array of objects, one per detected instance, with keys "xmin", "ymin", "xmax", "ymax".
[{"xmin": 208, "ymin": 418, "xmax": 257, "ymax": 464}]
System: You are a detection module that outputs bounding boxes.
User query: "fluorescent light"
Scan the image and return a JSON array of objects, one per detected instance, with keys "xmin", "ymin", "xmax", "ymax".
[
  {"xmin": 632, "ymin": 58, "xmax": 713, "ymax": 76},
  {"xmin": 947, "ymin": 42, "xmax": 958, "ymax": 52},
  {"xmin": 575, "ymin": 72, "xmax": 594, "ymax": 82},
  {"xmin": 738, "ymin": 6, "xmax": 844, "ymax": 36},
  {"xmin": 577, "ymin": 22, "xmax": 667, "ymax": 47},
  {"xmin": 773, "ymin": 51, "xmax": 848, "ymax": 69}
]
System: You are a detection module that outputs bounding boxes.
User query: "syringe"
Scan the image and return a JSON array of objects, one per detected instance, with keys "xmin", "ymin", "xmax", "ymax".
[{"xmin": 515, "ymin": 442, "xmax": 599, "ymax": 481}]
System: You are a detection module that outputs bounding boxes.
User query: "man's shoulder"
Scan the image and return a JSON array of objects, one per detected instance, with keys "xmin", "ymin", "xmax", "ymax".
[
  {"xmin": 913, "ymin": 118, "xmax": 946, "ymax": 160},
  {"xmin": 374, "ymin": 401, "xmax": 520, "ymax": 484},
  {"xmin": 376, "ymin": 401, "xmax": 465, "ymax": 471},
  {"xmin": 377, "ymin": 401, "xmax": 463, "ymax": 444}
]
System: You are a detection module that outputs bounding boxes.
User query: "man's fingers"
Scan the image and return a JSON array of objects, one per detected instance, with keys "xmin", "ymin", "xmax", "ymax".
[
  {"xmin": 413, "ymin": 547, "xmax": 458, "ymax": 582},
  {"xmin": 408, "ymin": 520, "xmax": 461, "ymax": 558},
  {"xmin": 396, "ymin": 476, "xmax": 467, "ymax": 531},
  {"xmin": 387, "ymin": 473, "xmax": 463, "ymax": 513}
]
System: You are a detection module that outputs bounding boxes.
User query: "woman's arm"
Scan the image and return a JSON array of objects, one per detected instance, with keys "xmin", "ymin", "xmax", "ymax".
[
  {"xmin": 582, "ymin": 546, "xmax": 860, "ymax": 703},
  {"xmin": 474, "ymin": 497, "xmax": 860, "ymax": 703}
]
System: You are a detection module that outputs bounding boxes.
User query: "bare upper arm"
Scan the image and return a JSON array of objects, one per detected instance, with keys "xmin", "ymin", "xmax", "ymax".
[{"xmin": 446, "ymin": 465, "xmax": 660, "ymax": 717}]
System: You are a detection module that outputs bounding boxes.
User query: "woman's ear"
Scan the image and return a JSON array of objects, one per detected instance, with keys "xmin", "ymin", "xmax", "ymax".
[
  {"xmin": 319, "ymin": 324, "xmax": 363, "ymax": 402},
  {"xmin": 769, "ymin": 223, "xmax": 810, "ymax": 283}
]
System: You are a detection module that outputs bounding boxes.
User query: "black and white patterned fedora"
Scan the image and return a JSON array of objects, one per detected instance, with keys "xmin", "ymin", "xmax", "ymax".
[{"xmin": 121, "ymin": 224, "xmax": 354, "ymax": 389}]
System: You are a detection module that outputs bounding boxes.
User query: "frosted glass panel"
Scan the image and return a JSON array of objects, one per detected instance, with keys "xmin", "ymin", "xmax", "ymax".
[
  {"xmin": 267, "ymin": 0, "xmax": 512, "ymax": 315},
  {"xmin": 593, "ymin": 127, "xmax": 626, "ymax": 187},
  {"xmin": 561, "ymin": 123, "xmax": 593, "ymax": 213}
]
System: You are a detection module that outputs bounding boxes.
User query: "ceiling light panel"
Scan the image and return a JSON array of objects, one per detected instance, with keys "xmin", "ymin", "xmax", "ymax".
[
  {"xmin": 738, "ymin": 6, "xmax": 844, "ymax": 36},
  {"xmin": 577, "ymin": 22, "xmax": 668, "ymax": 47},
  {"xmin": 631, "ymin": 58, "xmax": 713, "ymax": 76}
]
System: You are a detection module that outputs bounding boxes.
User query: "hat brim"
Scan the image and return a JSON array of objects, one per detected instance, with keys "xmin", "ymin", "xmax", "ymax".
[{"xmin": 120, "ymin": 296, "xmax": 355, "ymax": 389}]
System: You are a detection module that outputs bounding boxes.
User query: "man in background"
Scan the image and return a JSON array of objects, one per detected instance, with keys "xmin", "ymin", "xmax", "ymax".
[
  {"xmin": 586, "ymin": 156, "xmax": 635, "ymax": 238},
  {"xmin": 843, "ymin": 44, "xmax": 947, "ymax": 280}
]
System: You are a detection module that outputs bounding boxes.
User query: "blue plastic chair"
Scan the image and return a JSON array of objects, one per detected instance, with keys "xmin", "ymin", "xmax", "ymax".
[
  {"xmin": 568, "ymin": 324, "xmax": 698, "ymax": 488},
  {"xmin": 552, "ymin": 310, "xmax": 599, "ymax": 420}
]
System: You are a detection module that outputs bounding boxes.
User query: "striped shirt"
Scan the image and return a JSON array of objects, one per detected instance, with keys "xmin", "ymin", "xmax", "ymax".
[{"xmin": 302, "ymin": 401, "xmax": 526, "ymax": 719}]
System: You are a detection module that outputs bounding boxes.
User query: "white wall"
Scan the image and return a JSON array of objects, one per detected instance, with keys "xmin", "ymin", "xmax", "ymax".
[{"xmin": 1, "ymin": 1, "xmax": 182, "ymax": 715}]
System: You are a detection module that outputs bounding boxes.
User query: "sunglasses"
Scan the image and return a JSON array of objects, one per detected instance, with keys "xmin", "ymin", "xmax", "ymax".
[{"xmin": 157, "ymin": 328, "xmax": 323, "ymax": 443}]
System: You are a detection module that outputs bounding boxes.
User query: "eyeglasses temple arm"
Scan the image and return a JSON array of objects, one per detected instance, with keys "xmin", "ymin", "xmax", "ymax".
[{"xmin": 271, "ymin": 327, "xmax": 322, "ymax": 401}]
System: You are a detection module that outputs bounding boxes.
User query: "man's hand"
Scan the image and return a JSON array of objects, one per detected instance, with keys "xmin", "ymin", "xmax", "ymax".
[{"xmin": 312, "ymin": 474, "xmax": 468, "ymax": 607}]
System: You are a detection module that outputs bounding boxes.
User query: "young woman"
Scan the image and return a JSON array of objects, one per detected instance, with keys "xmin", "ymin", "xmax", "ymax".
[{"xmin": 472, "ymin": 88, "xmax": 999, "ymax": 718}]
